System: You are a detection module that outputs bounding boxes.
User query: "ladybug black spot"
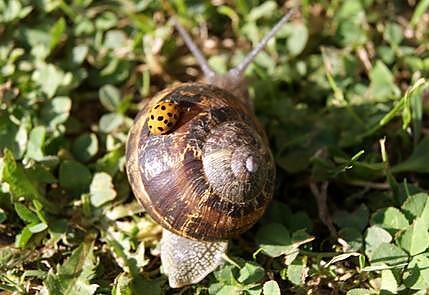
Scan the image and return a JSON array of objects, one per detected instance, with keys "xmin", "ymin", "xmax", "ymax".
[
  {"xmin": 154, "ymin": 105, "xmax": 160, "ymax": 109},
  {"xmin": 167, "ymin": 112, "xmax": 173, "ymax": 117},
  {"xmin": 158, "ymin": 127, "xmax": 164, "ymax": 132},
  {"xmin": 169, "ymin": 103, "xmax": 173, "ymax": 106},
  {"xmin": 151, "ymin": 115, "xmax": 154, "ymax": 119},
  {"xmin": 164, "ymin": 119, "xmax": 168, "ymax": 124},
  {"xmin": 149, "ymin": 125, "xmax": 152, "ymax": 129},
  {"xmin": 157, "ymin": 116, "xmax": 164, "ymax": 121},
  {"xmin": 161, "ymin": 105, "xmax": 166, "ymax": 110}
]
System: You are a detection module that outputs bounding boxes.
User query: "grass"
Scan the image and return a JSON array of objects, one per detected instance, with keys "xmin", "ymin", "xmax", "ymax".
[{"xmin": 1, "ymin": 0, "xmax": 429, "ymax": 294}]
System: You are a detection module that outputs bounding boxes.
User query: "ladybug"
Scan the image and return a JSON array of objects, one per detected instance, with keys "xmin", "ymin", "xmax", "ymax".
[{"xmin": 148, "ymin": 100, "xmax": 180, "ymax": 135}]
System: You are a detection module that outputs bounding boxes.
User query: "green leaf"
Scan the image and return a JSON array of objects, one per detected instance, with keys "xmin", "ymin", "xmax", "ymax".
[
  {"xmin": 44, "ymin": 241, "xmax": 98, "ymax": 295},
  {"xmin": 380, "ymin": 269, "xmax": 398, "ymax": 294},
  {"xmin": 0, "ymin": 0, "xmax": 32, "ymax": 22},
  {"xmin": 401, "ymin": 78, "xmax": 426, "ymax": 130},
  {"xmin": 393, "ymin": 135, "xmax": 429, "ymax": 172},
  {"xmin": 256, "ymin": 223, "xmax": 314, "ymax": 257},
  {"xmin": 285, "ymin": 23, "xmax": 308, "ymax": 56},
  {"xmin": 21, "ymin": 28, "xmax": 46, "ymax": 45},
  {"xmin": 411, "ymin": 0, "xmax": 429, "ymax": 26},
  {"xmin": 71, "ymin": 45, "xmax": 89, "ymax": 65},
  {"xmin": 26, "ymin": 126, "xmax": 46, "ymax": 161},
  {"xmin": 99, "ymin": 113, "xmax": 124, "ymax": 133},
  {"xmin": 262, "ymin": 280, "xmax": 280, "ymax": 295},
  {"xmin": 90, "ymin": 172, "xmax": 117, "ymax": 207},
  {"xmin": 15, "ymin": 226, "xmax": 33, "ymax": 248},
  {"xmin": 99, "ymin": 84, "xmax": 121, "ymax": 112},
  {"xmin": 401, "ymin": 193, "xmax": 429, "ymax": 222},
  {"xmin": 95, "ymin": 11, "xmax": 118, "ymax": 31},
  {"xmin": 23, "ymin": 269, "xmax": 47, "ymax": 280},
  {"xmin": 14, "ymin": 203, "xmax": 39, "ymax": 224},
  {"xmin": 95, "ymin": 148, "xmax": 123, "ymax": 176},
  {"xmin": 132, "ymin": 276, "xmax": 164, "ymax": 295},
  {"xmin": 399, "ymin": 218, "xmax": 429, "ymax": 256},
  {"xmin": 32, "ymin": 64, "xmax": 66, "ymax": 98},
  {"xmin": 403, "ymin": 253, "xmax": 429, "ymax": 290},
  {"xmin": 256, "ymin": 223, "xmax": 292, "ymax": 257},
  {"xmin": 368, "ymin": 61, "xmax": 400, "ymax": 100},
  {"xmin": 105, "ymin": 229, "xmax": 147, "ymax": 274},
  {"xmin": 237, "ymin": 261, "xmax": 265, "ymax": 284},
  {"xmin": 334, "ymin": 204, "xmax": 369, "ymax": 231},
  {"xmin": 26, "ymin": 163, "xmax": 57, "ymax": 185},
  {"xmin": 212, "ymin": 285, "xmax": 241, "ymax": 295},
  {"xmin": 247, "ymin": 1, "xmax": 277, "ymax": 21},
  {"xmin": 103, "ymin": 30, "xmax": 127, "ymax": 49},
  {"xmin": 59, "ymin": 160, "xmax": 92, "ymax": 194},
  {"xmin": 371, "ymin": 207, "xmax": 409, "ymax": 233},
  {"xmin": 335, "ymin": 0, "xmax": 367, "ymax": 47},
  {"xmin": 420, "ymin": 201, "xmax": 429, "ymax": 226},
  {"xmin": 363, "ymin": 78, "xmax": 428, "ymax": 140},
  {"xmin": 72, "ymin": 133, "xmax": 98, "ymax": 163},
  {"xmin": 336, "ymin": 19, "xmax": 367, "ymax": 47},
  {"xmin": 49, "ymin": 18, "xmax": 66, "ymax": 50},
  {"xmin": 0, "ymin": 114, "xmax": 28, "ymax": 158},
  {"xmin": 41, "ymin": 96, "xmax": 72, "ymax": 128},
  {"xmin": 369, "ymin": 243, "xmax": 408, "ymax": 266},
  {"xmin": 365, "ymin": 226, "xmax": 392, "ymax": 258},
  {"xmin": 28, "ymin": 222, "xmax": 48, "ymax": 233},
  {"xmin": 336, "ymin": 0, "xmax": 364, "ymax": 22},
  {"xmin": 383, "ymin": 23, "xmax": 403, "ymax": 46},
  {"xmin": 213, "ymin": 264, "xmax": 238, "ymax": 286},
  {"xmin": 378, "ymin": 46, "xmax": 395, "ymax": 64},
  {"xmin": 287, "ymin": 259, "xmax": 307, "ymax": 286},
  {"xmin": 2, "ymin": 150, "xmax": 57, "ymax": 213}
]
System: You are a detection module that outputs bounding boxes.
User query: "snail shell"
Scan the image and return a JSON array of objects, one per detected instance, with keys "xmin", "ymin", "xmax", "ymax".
[{"xmin": 126, "ymin": 83, "xmax": 275, "ymax": 241}]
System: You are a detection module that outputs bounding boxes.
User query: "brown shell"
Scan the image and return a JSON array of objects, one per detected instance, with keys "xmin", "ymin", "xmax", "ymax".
[{"xmin": 126, "ymin": 83, "xmax": 275, "ymax": 241}]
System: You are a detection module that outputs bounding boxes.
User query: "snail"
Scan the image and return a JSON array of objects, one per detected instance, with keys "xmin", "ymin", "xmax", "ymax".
[{"xmin": 126, "ymin": 11, "xmax": 293, "ymax": 288}]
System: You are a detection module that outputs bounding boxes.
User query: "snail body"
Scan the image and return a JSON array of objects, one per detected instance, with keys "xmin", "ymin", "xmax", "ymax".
[{"xmin": 126, "ymin": 11, "xmax": 293, "ymax": 288}]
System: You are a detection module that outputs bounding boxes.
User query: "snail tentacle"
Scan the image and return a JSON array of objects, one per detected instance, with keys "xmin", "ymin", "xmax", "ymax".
[
  {"xmin": 172, "ymin": 17, "xmax": 215, "ymax": 80},
  {"xmin": 228, "ymin": 10, "xmax": 295, "ymax": 77}
]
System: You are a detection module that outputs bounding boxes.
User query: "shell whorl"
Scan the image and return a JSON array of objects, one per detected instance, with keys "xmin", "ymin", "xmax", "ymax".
[
  {"xmin": 202, "ymin": 121, "xmax": 267, "ymax": 204},
  {"xmin": 126, "ymin": 83, "xmax": 275, "ymax": 241}
]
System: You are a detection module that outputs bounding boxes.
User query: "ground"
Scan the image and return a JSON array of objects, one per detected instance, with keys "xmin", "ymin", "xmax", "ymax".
[{"xmin": 1, "ymin": 0, "xmax": 429, "ymax": 294}]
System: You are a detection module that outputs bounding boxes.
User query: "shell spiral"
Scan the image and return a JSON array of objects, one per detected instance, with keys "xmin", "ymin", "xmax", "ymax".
[
  {"xmin": 126, "ymin": 83, "xmax": 275, "ymax": 241},
  {"xmin": 202, "ymin": 121, "xmax": 267, "ymax": 204}
]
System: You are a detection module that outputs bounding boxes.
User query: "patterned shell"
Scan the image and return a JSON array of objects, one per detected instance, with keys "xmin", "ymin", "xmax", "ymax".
[{"xmin": 126, "ymin": 83, "xmax": 275, "ymax": 241}]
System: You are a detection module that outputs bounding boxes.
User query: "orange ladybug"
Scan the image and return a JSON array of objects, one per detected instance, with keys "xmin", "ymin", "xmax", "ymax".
[{"xmin": 147, "ymin": 100, "xmax": 180, "ymax": 135}]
